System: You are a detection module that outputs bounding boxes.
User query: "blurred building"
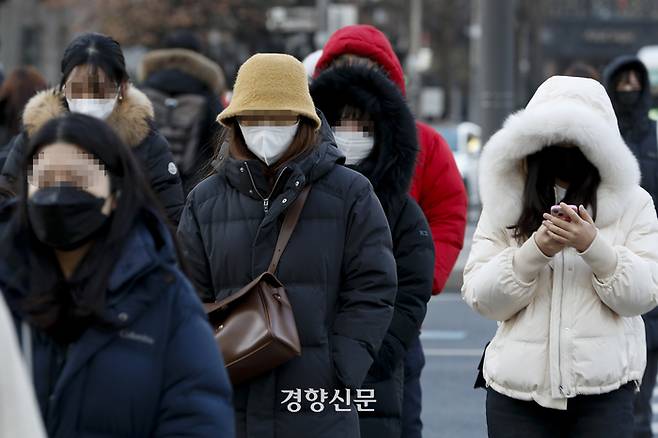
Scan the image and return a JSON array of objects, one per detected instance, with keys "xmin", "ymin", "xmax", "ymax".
[
  {"xmin": 519, "ymin": 0, "xmax": 658, "ymax": 104},
  {"xmin": 0, "ymin": 0, "xmax": 72, "ymax": 83}
]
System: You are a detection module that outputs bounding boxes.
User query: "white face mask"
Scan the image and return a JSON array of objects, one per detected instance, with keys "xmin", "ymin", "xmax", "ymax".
[
  {"xmin": 333, "ymin": 130, "xmax": 375, "ymax": 165},
  {"xmin": 66, "ymin": 97, "xmax": 117, "ymax": 120},
  {"xmin": 239, "ymin": 122, "xmax": 299, "ymax": 166}
]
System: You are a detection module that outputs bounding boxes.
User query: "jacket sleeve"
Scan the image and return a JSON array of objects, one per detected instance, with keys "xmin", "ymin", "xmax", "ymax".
[
  {"xmin": 176, "ymin": 194, "xmax": 215, "ymax": 302},
  {"xmin": 413, "ymin": 123, "xmax": 467, "ymax": 294},
  {"xmin": 153, "ymin": 282, "xmax": 234, "ymax": 437},
  {"xmin": 141, "ymin": 131, "xmax": 185, "ymax": 225},
  {"xmin": 332, "ymin": 178, "xmax": 397, "ymax": 389},
  {"xmin": 462, "ymin": 210, "xmax": 551, "ymax": 321},
  {"xmin": 578, "ymin": 195, "xmax": 658, "ymax": 317},
  {"xmin": 372, "ymin": 197, "xmax": 434, "ymax": 376},
  {"xmin": 0, "ymin": 295, "xmax": 47, "ymax": 438},
  {"xmin": 0, "ymin": 133, "xmax": 27, "ymax": 194}
]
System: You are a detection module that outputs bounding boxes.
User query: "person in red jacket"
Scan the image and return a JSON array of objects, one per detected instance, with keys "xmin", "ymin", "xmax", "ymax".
[{"xmin": 314, "ymin": 24, "xmax": 468, "ymax": 438}]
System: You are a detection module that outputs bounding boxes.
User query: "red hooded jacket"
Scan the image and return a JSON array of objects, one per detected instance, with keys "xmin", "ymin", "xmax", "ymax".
[{"xmin": 315, "ymin": 25, "xmax": 467, "ymax": 294}]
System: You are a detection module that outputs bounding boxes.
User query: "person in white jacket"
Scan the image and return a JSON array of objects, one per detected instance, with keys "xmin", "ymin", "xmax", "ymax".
[
  {"xmin": 0, "ymin": 293, "xmax": 46, "ymax": 438},
  {"xmin": 463, "ymin": 75, "xmax": 658, "ymax": 438}
]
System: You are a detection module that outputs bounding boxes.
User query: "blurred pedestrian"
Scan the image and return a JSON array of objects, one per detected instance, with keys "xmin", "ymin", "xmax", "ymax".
[
  {"xmin": 0, "ymin": 66, "xmax": 47, "ymax": 148},
  {"xmin": 139, "ymin": 29, "xmax": 226, "ymax": 194},
  {"xmin": 0, "ymin": 33, "xmax": 184, "ymax": 223},
  {"xmin": 604, "ymin": 55, "xmax": 658, "ymax": 438},
  {"xmin": 463, "ymin": 76, "xmax": 658, "ymax": 438},
  {"xmin": 314, "ymin": 24, "xmax": 468, "ymax": 438},
  {"xmin": 563, "ymin": 61, "xmax": 601, "ymax": 81},
  {"xmin": 0, "ymin": 113, "xmax": 234, "ymax": 438},
  {"xmin": 177, "ymin": 53, "xmax": 397, "ymax": 438},
  {"xmin": 311, "ymin": 63, "xmax": 434, "ymax": 438},
  {"xmin": 0, "ymin": 293, "xmax": 47, "ymax": 438}
]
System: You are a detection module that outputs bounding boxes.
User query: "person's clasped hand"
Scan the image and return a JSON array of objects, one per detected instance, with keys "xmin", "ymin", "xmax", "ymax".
[{"xmin": 541, "ymin": 202, "xmax": 597, "ymax": 253}]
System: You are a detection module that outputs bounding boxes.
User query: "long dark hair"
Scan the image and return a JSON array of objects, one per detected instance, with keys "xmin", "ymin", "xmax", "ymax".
[
  {"xmin": 512, "ymin": 145, "xmax": 601, "ymax": 242},
  {"xmin": 59, "ymin": 33, "xmax": 129, "ymax": 90},
  {"xmin": 5, "ymin": 113, "xmax": 175, "ymax": 342}
]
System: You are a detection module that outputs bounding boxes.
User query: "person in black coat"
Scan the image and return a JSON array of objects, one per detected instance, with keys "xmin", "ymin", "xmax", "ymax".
[
  {"xmin": 604, "ymin": 55, "xmax": 658, "ymax": 438},
  {"xmin": 177, "ymin": 53, "xmax": 397, "ymax": 438},
  {"xmin": 0, "ymin": 33, "xmax": 184, "ymax": 224},
  {"xmin": 0, "ymin": 113, "xmax": 234, "ymax": 438},
  {"xmin": 139, "ymin": 30, "xmax": 225, "ymax": 193},
  {"xmin": 311, "ymin": 64, "xmax": 434, "ymax": 438}
]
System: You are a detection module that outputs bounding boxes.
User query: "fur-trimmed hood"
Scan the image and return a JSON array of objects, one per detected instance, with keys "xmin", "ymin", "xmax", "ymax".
[
  {"xmin": 138, "ymin": 48, "xmax": 225, "ymax": 95},
  {"xmin": 22, "ymin": 85, "xmax": 154, "ymax": 147},
  {"xmin": 480, "ymin": 75, "xmax": 641, "ymax": 229},
  {"xmin": 310, "ymin": 65, "xmax": 418, "ymax": 208}
]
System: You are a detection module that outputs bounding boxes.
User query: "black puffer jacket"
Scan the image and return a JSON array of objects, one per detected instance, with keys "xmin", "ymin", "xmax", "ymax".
[
  {"xmin": 0, "ymin": 86, "xmax": 185, "ymax": 223},
  {"xmin": 604, "ymin": 56, "xmax": 658, "ymax": 352},
  {"xmin": 177, "ymin": 116, "xmax": 397, "ymax": 438},
  {"xmin": 139, "ymin": 48, "xmax": 225, "ymax": 192},
  {"xmin": 311, "ymin": 65, "xmax": 434, "ymax": 438}
]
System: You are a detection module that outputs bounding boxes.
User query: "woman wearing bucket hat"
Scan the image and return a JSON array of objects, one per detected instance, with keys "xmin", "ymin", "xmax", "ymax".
[
  {"xmin": 462, "ymin": 75, "xmax": 658, "ymax": 437},
  {"xmin": 177, "ymin": 53, "xmax": 397, "ymax": 438}
]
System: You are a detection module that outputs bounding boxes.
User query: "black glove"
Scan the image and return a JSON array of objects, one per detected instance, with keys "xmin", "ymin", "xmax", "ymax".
[{"xmin": 369, "ymin": 334, "xmax": 407, "ymax": 380}]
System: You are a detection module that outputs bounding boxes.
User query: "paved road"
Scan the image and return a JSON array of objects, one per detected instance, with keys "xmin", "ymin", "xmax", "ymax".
[{"xmin": 419, "ymin": 291, "xmax": 497, "ymax": 438}]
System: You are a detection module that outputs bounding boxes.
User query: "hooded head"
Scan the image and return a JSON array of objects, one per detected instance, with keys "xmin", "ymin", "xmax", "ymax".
[
  {"xmin": 603, "ymin": 55, "xmax": 652, "ymax": 140},
  {"xmin": 479, "ymin": 75, "xmax": 640, "ymax": 232},
  {"xmin": 314, "ymin": 25, "xmax": 406, "ymax": 95},
  {"xmin": 311, "ymin": 65, "xmax": 417, "ymax": 210}
]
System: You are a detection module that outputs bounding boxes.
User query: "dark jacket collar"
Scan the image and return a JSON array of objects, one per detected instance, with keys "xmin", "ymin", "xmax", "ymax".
[
  {"xmin": 0, "ymin": 204, "xmax": 175, "ymax": 325},
  {"xmin": 310, "ymin": 65, "xmax": 418, "ymax": 210},
  {"xmin": 221, "ymin": 111, "xmax": 344, "ymax": 205}
]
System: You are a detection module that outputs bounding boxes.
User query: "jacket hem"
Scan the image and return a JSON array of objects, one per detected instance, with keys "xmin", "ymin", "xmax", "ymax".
[{"xmin": 484, "ymin": 371, "xmax": 644, "ymax": 411}]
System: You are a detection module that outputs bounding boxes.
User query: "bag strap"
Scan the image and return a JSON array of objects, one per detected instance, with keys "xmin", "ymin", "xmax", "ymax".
[{"xmin": 268, "ymin": 185, "xmax": 312, "ymax": 274}]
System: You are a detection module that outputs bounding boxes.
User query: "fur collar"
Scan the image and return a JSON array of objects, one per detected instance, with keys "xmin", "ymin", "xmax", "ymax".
[
  {"xmin": 138, "ymin": 48, "xmax": 225, "ymax": 95},
  {"xmin": 310, "ymin": 65, "xmax": 417, "ymax": 208},
  {"xmin": 480, "ymin": 75, "xmax": 641, "ymax": 229},
  {"xmin": 22, "ymin": 85, "xmax": 154, "ymax": 147}
]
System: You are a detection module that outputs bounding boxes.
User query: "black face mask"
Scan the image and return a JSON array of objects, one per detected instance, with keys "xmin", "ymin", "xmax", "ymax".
[
  {"xmin": 27, "ymin": 186, "xmax": 109, "ymax": 251},
  {"xmin": 616, "ymin": 90, "xmax": 642, "ymax": 107}
]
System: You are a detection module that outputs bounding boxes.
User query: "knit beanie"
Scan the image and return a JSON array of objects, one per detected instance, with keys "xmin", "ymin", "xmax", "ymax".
[{"xmin": 217, "ymin": 53, "xmax": 321, "ymax": 130}]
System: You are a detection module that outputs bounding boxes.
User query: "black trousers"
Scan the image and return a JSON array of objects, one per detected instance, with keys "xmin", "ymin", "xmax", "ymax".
[
  {"xmin": 401, "ymin": 334, "xmax": 425, "ymax": 438},
  {"xmin": 486, "ymin": 384, "xmax": 636, "ymax": 438}
]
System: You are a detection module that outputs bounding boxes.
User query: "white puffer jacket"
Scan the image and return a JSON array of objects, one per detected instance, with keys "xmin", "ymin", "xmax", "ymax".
[
  {"xmin": 0, "ymin": 294, "xmax": 46, "ymax": 437},
  {"xmin": 463, "ymin": 76, "xmax": 658, "ymax": 410}
]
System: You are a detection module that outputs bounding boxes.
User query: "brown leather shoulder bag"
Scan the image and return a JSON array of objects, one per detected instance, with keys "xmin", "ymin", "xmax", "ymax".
[{"xmin": 204, "ymin": 186, "xmax": 311, "ymax": 385}]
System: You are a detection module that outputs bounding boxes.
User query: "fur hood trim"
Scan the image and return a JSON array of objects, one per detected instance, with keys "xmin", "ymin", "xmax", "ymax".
[
  {"xmin": 138, "ymin": 48, "xmax": 226, "ymax": 95},
  {"xmin": 480, "ymin": 75, "xmax": 641, "ymax": 229},
  {"xmin": 310, "ymin": 65, "xmax": 418, "ymax": 206},
  {"xmin": 22, "ymin": 85, "xmax": 154, "ymax": 147}
]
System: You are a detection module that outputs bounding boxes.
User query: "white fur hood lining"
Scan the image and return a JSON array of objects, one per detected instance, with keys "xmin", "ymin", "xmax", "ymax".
[{"xmin": 479, "ymin": 76, "xmax": 641, "ymax": 229}]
